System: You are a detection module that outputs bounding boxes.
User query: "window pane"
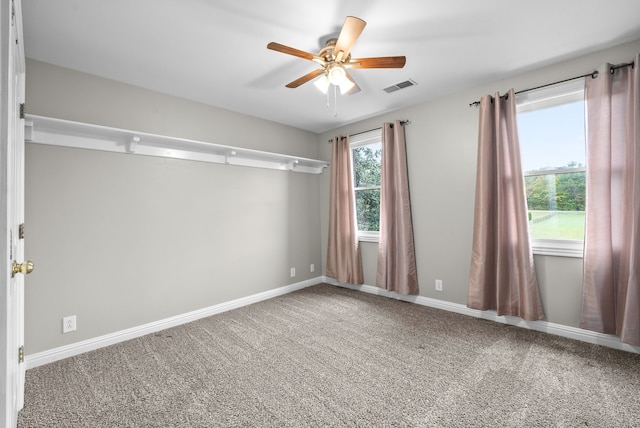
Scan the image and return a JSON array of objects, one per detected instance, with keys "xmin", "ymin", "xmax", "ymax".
[
  {"xmin": 355, "ymin": 188, "xmax": 380, "ymax": 231},
  {"xmin": 525, "ymin": 172, "xmax": 585, "ymax": 240},
  {"xmin": 528, "ymin": 211, "xmax": 585, "ymax": 240},
  {"xmin": 352, "ymin": 143, "xmax": 381, "ymax": 188},
  {"xmin": 518, "ymin": 101, "xmax": 585, "ymax": 173},
  {"xmin": 518, "ymin": 95, "xmax": 586, "ymax": 245}
]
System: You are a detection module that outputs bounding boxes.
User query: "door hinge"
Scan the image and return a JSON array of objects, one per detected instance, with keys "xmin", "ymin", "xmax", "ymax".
[
  {"xmin": 18, "ymin": 346, "xmax": 24, "ymax": 364},
  {"xmin": 19, "ymin": 103, "xmax": 25, "ymax": 119},
  {"xmin": 18, "ymin": 223, "xmax": 25, "ymax": 240}
]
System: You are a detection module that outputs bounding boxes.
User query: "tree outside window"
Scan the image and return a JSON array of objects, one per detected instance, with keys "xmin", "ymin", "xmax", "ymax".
[{"xmin": 352, "ymin": 141, "xmax": 381, "ymax": 234}]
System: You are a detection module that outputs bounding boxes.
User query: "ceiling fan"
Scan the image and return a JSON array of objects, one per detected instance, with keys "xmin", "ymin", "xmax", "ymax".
[{"xmin": 267, "ymin": 16, "xmax": 406, "ymax": 95}]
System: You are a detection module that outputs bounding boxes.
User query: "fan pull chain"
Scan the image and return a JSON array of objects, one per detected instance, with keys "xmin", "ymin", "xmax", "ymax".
[{"xmin": 333, "ymin": 85, "xmax": 338, "ymax": 117}]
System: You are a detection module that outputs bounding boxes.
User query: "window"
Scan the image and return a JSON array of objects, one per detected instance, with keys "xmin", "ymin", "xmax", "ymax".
[
  {"xmin": 350, "ymin": 129, "xmax": 382, "ymax": 242},
  {"xmin": 516, "ymin": 79, "xmax": 586, "ymax": 257}
]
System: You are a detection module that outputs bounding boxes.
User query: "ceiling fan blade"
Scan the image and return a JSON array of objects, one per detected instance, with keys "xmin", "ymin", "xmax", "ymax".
[
  {"xmin": 345, "ymin": 71, "xmax": 361, "ymax": 95},
  {"xmin": 333, "ymin": 16, "xmax": 366, "ymax": 62},
  {"xmin": 348, "ymin": 56, "xmax": 407, "ymax": 69},
  {"xmin": 267, "ymin": 42, "xmax": 321, "ymax": 62},
  {"xmin": 285, "ymin": 69, "xmax": 326, "ymax": 88}
]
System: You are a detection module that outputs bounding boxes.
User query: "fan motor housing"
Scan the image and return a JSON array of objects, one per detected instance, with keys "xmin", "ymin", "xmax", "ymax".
[{"xmin": 319, "ymin": 38, "xmax": 350, "ymax": 63}]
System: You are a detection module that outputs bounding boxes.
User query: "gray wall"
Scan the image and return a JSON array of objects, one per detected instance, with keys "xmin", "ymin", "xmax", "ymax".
[
  {"xmin": 24, "ymin": 60, "xmax": 323, "ymax": 354},
  {"xmin": 319, "ymin": 39, "xmax": 640, "ymax": 329},
  {"xmin": 25, "ymin": 38, "xmax": 640, "ymax": 355}
]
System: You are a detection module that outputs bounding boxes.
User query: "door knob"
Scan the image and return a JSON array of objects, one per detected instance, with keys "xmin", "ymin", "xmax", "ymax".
[{"xmin": 12, "ymin": 260, "xmax": 34, "ymax": 277}]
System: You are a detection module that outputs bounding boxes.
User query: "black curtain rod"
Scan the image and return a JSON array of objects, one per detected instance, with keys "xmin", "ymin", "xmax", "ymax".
[
  {"xmin": 327, "ymin": 119, "xmax": 411, "ymax": 143},
  {"xmin": 468, "ymin": 61, "xmax": 635, "ymax": 107}
]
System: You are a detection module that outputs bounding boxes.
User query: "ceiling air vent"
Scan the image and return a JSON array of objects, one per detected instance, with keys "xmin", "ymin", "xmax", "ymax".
[{"xmin": 383, "ymin": 79, "xmax": 417, "ymax": 93}]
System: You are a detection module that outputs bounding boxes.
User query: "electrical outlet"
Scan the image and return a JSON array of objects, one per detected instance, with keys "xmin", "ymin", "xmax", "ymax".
[
  {"xmin": 62, "ymin": 315, "xmax": 77, "ymax": 333},
  {"xmin": 310, "ymin": 264, "xmax": 315, "ymax": 273},
  {"xmin": 290, "ymin": 267, "xmax": 296, "ymax": 277},
  {"xmin": 435, "ymin": 279, "xmax": 443, "ymax": 292}
]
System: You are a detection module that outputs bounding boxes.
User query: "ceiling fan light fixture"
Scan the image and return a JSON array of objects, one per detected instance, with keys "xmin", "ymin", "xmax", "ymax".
[
  {"xmin": 313, "ymin": 74, "xmax": 330, "ymax": 94},
  {"xmin": 268, "ymin": 16, "xmax": 406, "ymax": 96},
  {"xmin": 327, "ymin": 64, "xmax": 347, "ymax": 85}
]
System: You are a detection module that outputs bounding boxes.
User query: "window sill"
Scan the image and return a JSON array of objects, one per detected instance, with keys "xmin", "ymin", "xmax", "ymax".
[
  {"xmin": 532, "ymin": 239, "xmax": 583, "ymax": 258},
  {"xmin": 358, "ymin": 232, "xmax": 379, "ymax": 243}
]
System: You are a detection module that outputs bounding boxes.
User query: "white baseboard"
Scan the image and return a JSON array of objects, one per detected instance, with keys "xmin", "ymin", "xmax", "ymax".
[
  {"xmin": 26, "ymin": 276, "xmax": 638, "ymax": 369},
  {"xmin": 25, "ymin": 277, "xmax": 322, "ymax": 369},
  {"xmin": 324, "ymin": 277, "xmax": 640, "ymax": 354}
]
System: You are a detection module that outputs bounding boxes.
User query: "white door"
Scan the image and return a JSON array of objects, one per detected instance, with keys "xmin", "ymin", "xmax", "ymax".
[{"xmin": 1, "ymin": 0, "xmax": 27, "ymax": 427}]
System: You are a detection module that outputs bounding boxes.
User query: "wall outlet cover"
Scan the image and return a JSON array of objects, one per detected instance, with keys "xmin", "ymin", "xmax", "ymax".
[{"xmin": 62, "ymin": 315, "xmax": 77, "ymax": 333}]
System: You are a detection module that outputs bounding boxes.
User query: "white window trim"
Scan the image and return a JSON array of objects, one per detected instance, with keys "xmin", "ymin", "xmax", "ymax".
[
  {"xmin": 350, "ymin": 129, "xmax": 382, "ymax": 148},
  {"xmin": 357, "ymin": 231, "xmax": 380, "ymax": 243},
  {"xmin": 531, "ymin": 239, "xmax": 584, "ymax": 258},
  {"xmin": 516, "ymin": 79, "xmax": 584, "ymax": 113},
  {"xmin": 517, "ymin": 79, "xmax": 586, "ymax": 258},
  {"xmin": 350, "ymin": 129, "xmax": 382, "ymax": 242}
]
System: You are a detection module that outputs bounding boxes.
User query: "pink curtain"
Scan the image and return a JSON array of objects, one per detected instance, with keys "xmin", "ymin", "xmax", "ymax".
[
  {"xmin": 376, "ymin": 121, "xmax": 419, "ymax": 294},
  {"xmin": 468, "ymin": 89, "xmax": 544, "ymax": 321},
  {"xmin": 326, "ymin": 136, "xmax": 364, "ymax": 284},
  {"xmin": 580, "ymin": 55, "xmax": 640, "ymax": 345}
]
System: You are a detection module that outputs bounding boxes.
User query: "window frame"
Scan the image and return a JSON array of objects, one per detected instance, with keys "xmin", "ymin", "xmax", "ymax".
[
  {"xmin": 516, "ymin": 79, "xmax": 586, "ymax": 258},
  {"xmin": 350, "ymin": 129, "xmax": 383, "ymax": 242}
]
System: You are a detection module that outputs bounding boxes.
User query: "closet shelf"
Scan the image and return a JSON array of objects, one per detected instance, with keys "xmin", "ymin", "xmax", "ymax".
[{"xmin": 24, "ymin": 115, "xmax": 329, "ymax": 174}]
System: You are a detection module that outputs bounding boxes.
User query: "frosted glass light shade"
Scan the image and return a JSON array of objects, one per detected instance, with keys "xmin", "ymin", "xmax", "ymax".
[
  {"xmin": 339, "ymin": 79, "xmax": 355, "ymax": 94},
  {"xmin": 328, "ymin": 65, "xmax": 347, "ymax": 85},
  {"xmin": 313, "ymin": 75, "xmax": 330, "ymax": 94}
]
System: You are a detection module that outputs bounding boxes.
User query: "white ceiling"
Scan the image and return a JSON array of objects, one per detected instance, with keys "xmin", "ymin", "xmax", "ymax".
[{"xmin": 21, "ymin": 0, "xmax": 640, "ymax": 134}]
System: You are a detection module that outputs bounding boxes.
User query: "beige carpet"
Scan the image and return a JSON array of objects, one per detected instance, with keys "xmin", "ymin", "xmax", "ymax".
[{"xmin": 18, "ymin": 284, "xmax": 640, "ymax": 427}]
